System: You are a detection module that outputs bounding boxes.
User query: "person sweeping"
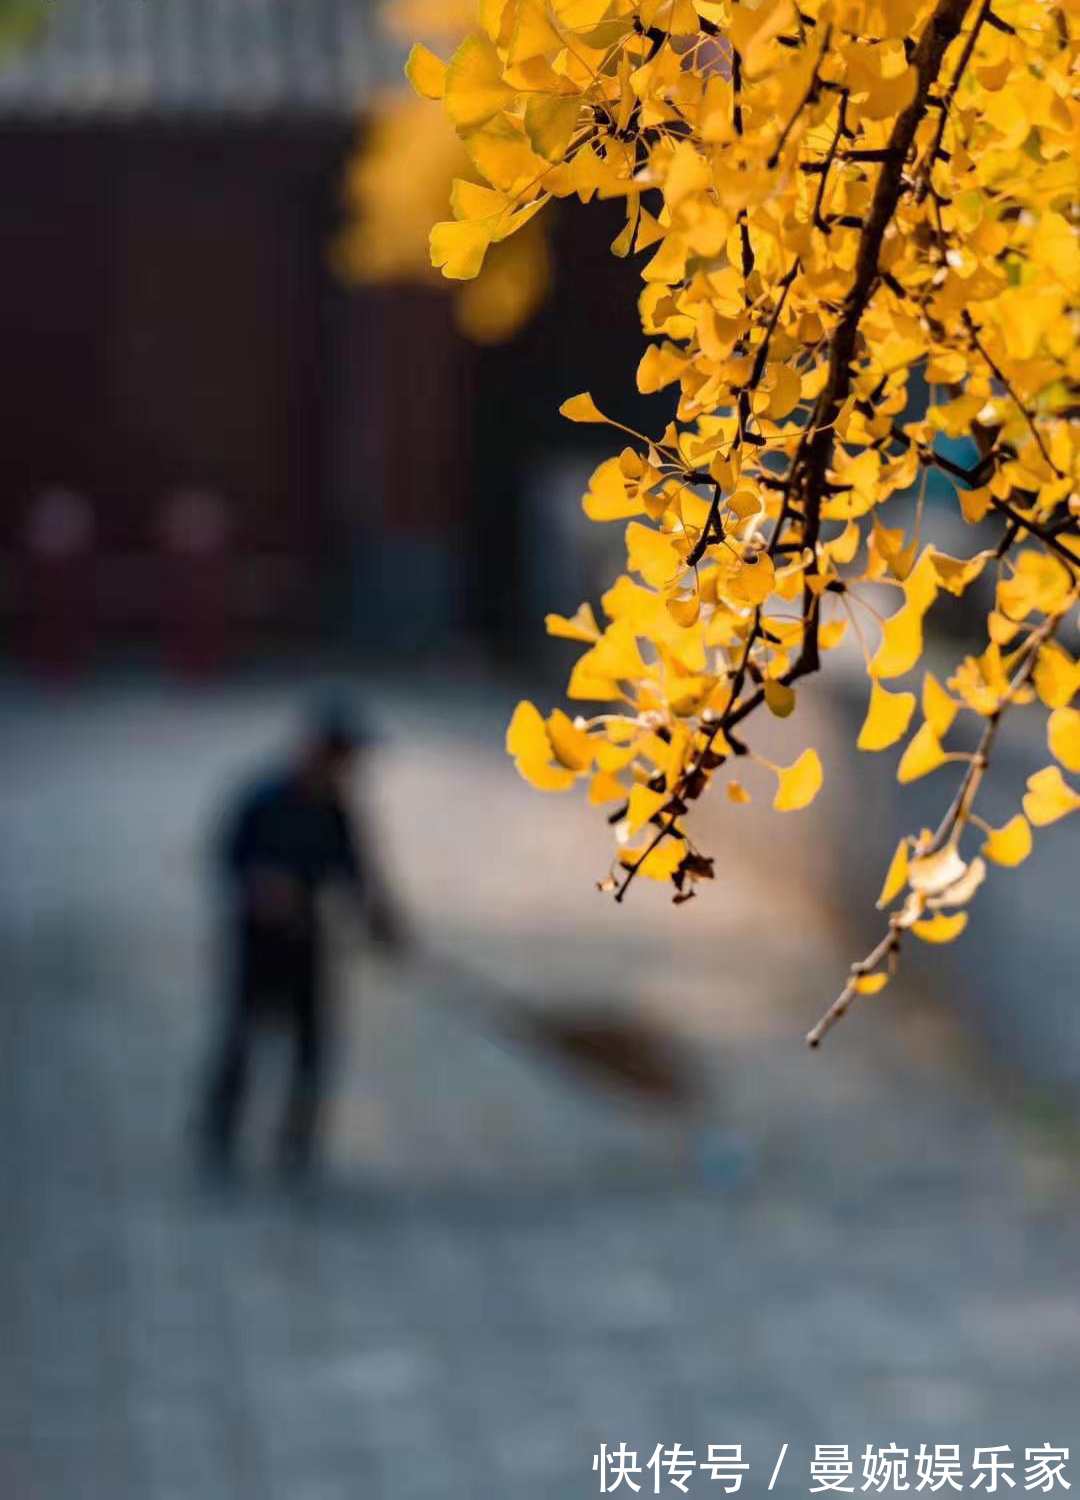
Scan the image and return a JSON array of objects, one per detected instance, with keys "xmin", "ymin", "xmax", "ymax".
[
  {"xmin": 198, "ymin": 698, "xmax": 698, "ymax": 1183},
  {"xmin": 199, "ymin": 701, "xmax": 401, "ymax": 1176}
]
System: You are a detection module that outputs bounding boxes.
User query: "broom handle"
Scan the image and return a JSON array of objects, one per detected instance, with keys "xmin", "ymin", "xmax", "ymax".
[{"xmin": 377, "ymin": 938, "xmax": 531, "ymax": 1037}]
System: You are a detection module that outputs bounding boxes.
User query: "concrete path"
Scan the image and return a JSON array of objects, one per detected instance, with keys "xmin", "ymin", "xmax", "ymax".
[{"xmin": 1, "ymin": 678, "xmax": 1078, "ymax": 1500}]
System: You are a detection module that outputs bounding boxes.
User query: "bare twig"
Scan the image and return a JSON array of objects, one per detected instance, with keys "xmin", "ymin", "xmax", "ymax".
[
  {"xmin": 806, "ymin": 922, "xmax": 902, "ymax": 1048},
  {"xmin": 806, "ymin": 608, "xmax": 1069, "ymax": 1048}
]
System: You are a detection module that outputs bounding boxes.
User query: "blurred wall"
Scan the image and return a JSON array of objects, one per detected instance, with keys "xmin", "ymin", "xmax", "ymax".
[{"xmin": 0, "ymin": 118, "xmax": 657, "ymax": 667}]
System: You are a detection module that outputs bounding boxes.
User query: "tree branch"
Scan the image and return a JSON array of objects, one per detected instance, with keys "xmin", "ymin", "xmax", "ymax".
[
  {"xmin": 806, "ymin": 607, "xmax": 1068, "ymax": 1048},
  {"xmin": 786, "ymin": 0, "xmax": 977, "ymax": 677},
  {"xmin": 913, "ymin": 0, "xmax": 993, "ymax": 201}
]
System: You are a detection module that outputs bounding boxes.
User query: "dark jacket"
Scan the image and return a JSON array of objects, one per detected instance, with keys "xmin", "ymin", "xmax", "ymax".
[{"xmin": 219, "ymin": 770, "xmax": 366, "ymax": 1000}]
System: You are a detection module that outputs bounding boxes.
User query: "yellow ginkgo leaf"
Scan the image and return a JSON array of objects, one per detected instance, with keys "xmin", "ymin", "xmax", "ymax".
[
  {"xmin": 854, "ymin": 972, "xmax": 889, "ymax": 996},
  {"xmin": 871, "ymin": 602, "xmax": 923, "ymax": 679},
  {"xmin": 547, "ymin": 709, "xmax": 593, "ymax": 771},
  {"xmin": 634, "ymin": 206, "xmax": 666, "ymax": 254},
  {"xmin": 911, "ymin": 911, "xmax": 969, "ymax": 944},
  {"xmin": 930, "ymin": 855, "xmax": 986, "ymax": 908},
  {"xmin": 726, "ymin": 488, "xmax": 764, "ymax": 524},
  {"xmin": 826, "ymin": 521, "xmax": 861, "ymax": 565},
  {"xmin": 772, "ymin": 748, "xmax": 823, "ymax": 812},
  {"xmin": 661, "ymin": 138, "xmax": 710, "ymax": 209},
  {"xmin": 981, "ymin": 814, "xmax": 1033, "ymax": 867},
  {"xmin": 860, "ymin": 62, "xmax": 917, "ymax": 121},
  {"xmin": 637, "ymin": 342, "xmax": 688, "ymax": 394},
  {"xmin": 627, "ymin": 783, "xmax": 668, "ymax": 835},
  {"xmin": 726, "ymin": 780, "xmax": 750, "ymax": 804},
  {"xmin": 515, "ymin": 757, "xmax": 578, "ymax": 792},
  {"xmin": 463, "ymin": 114, "xmax": 548, "ymax": 195},
  {"xmin": 430, "ymin": 219, "xmax": 494, "ymax": 280},
  {"xmin": 988, "ymin": 610, "xmax": 1018, "ymax": 646},
  {"xmin": 625, "ymin": 522, "xmax": 681, "ymax": 588},
  {"xmin": 876, "ymin": 839, "xmax": 909, "ymax": 908},
  {"xmin": 589, "ymin": 619, "xmax": 648, "ymax": 681},
  {"xmin": 506, "ymin": 699, "xmax": 548, "ymax": 761},
  {"xmin": 507, "ymin": 701, "xmax": 578, "ymax": 791},
  {"xmin": 897, "ymin": 722, "xmax": 947, "ymax": 784},
  {"xmin": 559, "ymin": 391, "xmax": 608, "ymax": 424},
  {"xmin": 1023, "ymin": 766, "xmax": 1080, "ymax": 827},
  {"xmin": 766, "ymin": 363, "xmax": 802, "ymax": 420},
  {"xmin": 1034, "ymin": 642, "xmax": 1080, "ymax": 709},
  {"xmin": 404, "ymin": 43, "xmax": 447, "ymax": 100},
  {"xmin": 1048, "ymin": 707, "xmax": 1080, "ymax": 773},
  {"xmin": 901, "ymin": 547, "xmax": 939, "ymax": 613},
  {"xmin": 726, "ymin": 553, "xmax": 776, "ymax": 606},
  {"xmin": 477, "ymin": 0, "xmax": 512, "ymax": 42},
  {"xmin": 922, "ymin": 671, "xmax": 958, "ymax": 739},
  {"xmin": 583, "ymin": 458, "xmax": 641, "ymax": 522},
  {"xmin": 611, "ymin": 194, "xmax": 641, "ymax": 258},
  {"xmin": 857, "ymin": 681, "xmax": 916, "ymax": 751},
  {"xmin": 566, "ymin": 659, "xmax": 621, "ymax": 702},
  {"xmin": 443, "ymin": 33, "xmax": 515, "ymax": 132},
  {"xmin": 546, "ymin": 602, "xmax": 600, "ymax": 643},
  {"xmin": 596, "ymin": 739, "xmax": 640, "ymax": 773},
  {"xmin": 959, "ymin": 487, "xmax": 992, "ymax": 525},
  {"xmin": 666, "ymin": 589, "xmax": 700, "ymax": 628},
  {"xmin": 450, "ymin": 178, "xmax": 510, "ymax": 223},
  {"xmin": 764, "ymin": 679, "xmax": 795, "ymax": 718},
  {"xmin": 588, "ymin": 770, "xmax": 625, "ymax": 805},
  {"xmin": 929, "ymin": 548, "xmax": 991, "ymax": 597},
  {"xmin": 506, "ymin": 0, "xmax": 563, "ymax": 65},
  {"xmin": 908, "ymin": 843, "xmax": 966, "ymax": 896},
  {"xmin": 523, "ymin": 94, "xmax": 581, "ymax": 162},
  {"xmin": 619, "ymin": 837, "xmax": 686, "ymax": 882}
]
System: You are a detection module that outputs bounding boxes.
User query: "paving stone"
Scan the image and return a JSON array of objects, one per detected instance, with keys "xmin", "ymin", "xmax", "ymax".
[{"xmin": 1, "ymin": 681, "xmax": 1078, "ymax": 1500}]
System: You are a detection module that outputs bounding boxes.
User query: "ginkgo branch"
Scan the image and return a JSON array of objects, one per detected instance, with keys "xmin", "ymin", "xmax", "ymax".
[
  {"xmin": 922, "ymin": 613, "xmax": 1060, "ymax": 856},
  {"xmin": 988, "ymin": 498, "xmax": 1080, "ymax": 575},
  {"xmin": 767, "ymin": 22, "xmax": 832, "ymax": 168},
  {"xmin": 914, "ymin": 0, "xmax": 994, "ymax": 201},
  {"xmin": 806, "ymin": 921, "xmax": 902, "ymax": 1048},
  {"xmin": 421, "ymin": 0, "xmax": 1078, "ymax": 1043},
  {"xmin": 808, "ymin": 609, "xmax": 1068, "ymax": 1048},
  {"xmin": 962, "ymin": 312, "xmax": 1063, "ymax": 479}
]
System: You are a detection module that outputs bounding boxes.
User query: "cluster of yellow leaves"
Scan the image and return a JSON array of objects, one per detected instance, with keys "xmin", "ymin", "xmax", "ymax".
[
  {"xmin": 334, "ymin": 0, "xmax": 551, "ymax": 342},
  {"xmin": 412, "ymin": 0, "xmax": 1078, "ymax": 987}
]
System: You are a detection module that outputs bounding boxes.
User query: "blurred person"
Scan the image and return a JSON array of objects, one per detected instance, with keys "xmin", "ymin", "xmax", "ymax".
[{"xmin": 199, "ymin": 700, "xmax": 403, "ymax": 1177}]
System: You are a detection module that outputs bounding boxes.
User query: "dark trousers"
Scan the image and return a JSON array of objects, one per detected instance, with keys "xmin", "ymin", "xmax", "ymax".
[{"xmin": 202, "ymin": 920, "xmax": 326, "ymax": 1166}]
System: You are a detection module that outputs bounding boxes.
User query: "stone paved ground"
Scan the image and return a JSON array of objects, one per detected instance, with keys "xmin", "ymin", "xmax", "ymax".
[{"xmin": 1, "ymin": 676, "xmax": 1079, "ymax": 1500}]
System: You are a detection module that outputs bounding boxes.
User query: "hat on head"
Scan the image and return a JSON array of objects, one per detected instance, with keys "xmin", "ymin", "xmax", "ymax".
[{"xmin": 307, "ymin": 693, "xmax": 371, "ymax": 754}]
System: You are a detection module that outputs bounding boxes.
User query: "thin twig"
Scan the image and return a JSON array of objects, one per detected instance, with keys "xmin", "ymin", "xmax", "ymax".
[
  {"xmin": 914, "ymin": 0, "xmax": 993, "ymax": 201},
  {"xmin": 922, "ymin": 612, "xmax": 1058, "ymax": 855},
  {"xmin": 963, "ymin": 310, "xmax": 1063, "ymax": 479},
  {"xmin": 806, "ymin": 609, "xmax": 1067, "ymax": 1047},
  {"xmin": 767, "ymin": 23, "xmax": 832, "ymax": 168},
  {"xmin": 989, "ymin": 497, "xmax": 1080, "ymax": 574},
  {"xmin": 806, "ymin": 922, "xmax": 902, "ymax": 1048}
]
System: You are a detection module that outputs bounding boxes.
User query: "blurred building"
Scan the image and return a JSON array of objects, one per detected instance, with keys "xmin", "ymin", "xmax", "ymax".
[
  {"xmin": 0, "ymin": 0, "xmax": 650, "ymax": 667},
  {"xmin": 0, "ymin": 0, "xmax": 449, "ymax": 660}
]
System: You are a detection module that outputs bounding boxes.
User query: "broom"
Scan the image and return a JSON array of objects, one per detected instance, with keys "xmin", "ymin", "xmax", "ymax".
[{"xmin": 397, "ymin": 943, "xmax": 703, "ymax": 1112}]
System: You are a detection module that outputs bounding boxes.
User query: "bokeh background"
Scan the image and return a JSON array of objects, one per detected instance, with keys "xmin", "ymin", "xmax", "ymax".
[{"xmin": 1, "ymin": 2, "xmax": 1078, "ymax": 1498}]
